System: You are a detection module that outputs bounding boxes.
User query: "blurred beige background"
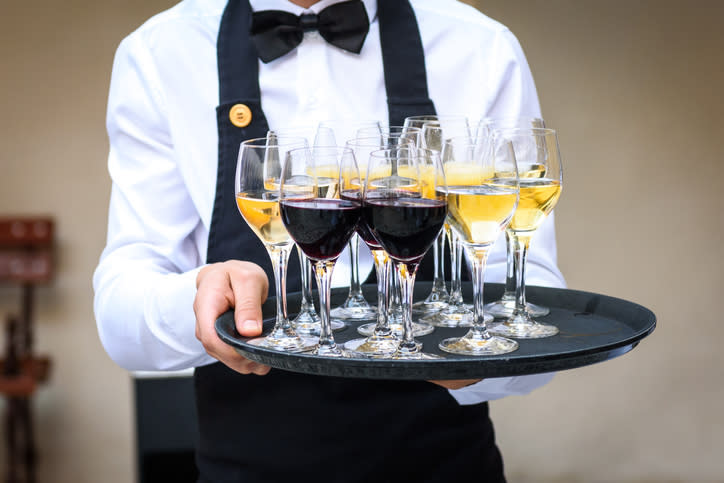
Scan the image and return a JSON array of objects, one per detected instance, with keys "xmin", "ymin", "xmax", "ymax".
[{"xmin": 0, "ymin": 0, "xmax": 722, "ymax": 482}]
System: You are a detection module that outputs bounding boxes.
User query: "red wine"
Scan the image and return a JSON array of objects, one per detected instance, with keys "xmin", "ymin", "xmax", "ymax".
[
  {"xmin": 280, "ymin": 198, "xmax": 361, "ymax": 260},
  {"xmin": 341, "ymin": 190, "xmax": 382, "ymax": 249},
  {"xmin": 363, "ymin": 197, "xmax": 447, "ymax": 265}
]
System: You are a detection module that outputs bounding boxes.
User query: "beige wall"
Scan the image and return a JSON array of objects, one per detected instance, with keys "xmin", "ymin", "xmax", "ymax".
[{"xmin": 1, "ymin": 1, "xmax": 722, "ymax": 482}]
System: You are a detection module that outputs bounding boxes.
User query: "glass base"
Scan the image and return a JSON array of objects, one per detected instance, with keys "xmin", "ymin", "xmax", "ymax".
[
  {"xmin": 313, "ymin": 343, "xmax": 350, "ymax": 358},
  {"xmin": 356, "ymin": 321, "xmax": 434, "ymax": 337},
  {"xmin": 488, "ymin": 318, "xmax": 559, "ymax": 339},
  {"xmin": 420, "ymin": 306, "xmax": 492, "ymax": 328},
  {"xmin": 246, "ymin": 334, "xmax": 317, "ymax": 353},
  {"xmin": 411, "ymin": 300, "xmax": 448, "ymax": 317},
  {"xmin": 292, "ymin": 306, "xmax": 320, "ymax": 325},
  {"xmin": 343, "ymin": 336, "xmax": 399, "ymax": 358},
  {"xmin": 292, "ymin": 311, "xmax": 347, "ymax": 337},
  {"xmin": 330, "ymin": 294, "xmax": 377, "ymax": 319},
  {"xmin": 485, "ymin": 296, "xmax": 550, "ymax": 318},
  {"xmin": 412, "ymin": 287, "xmax": 449, "ymax": 314},
  {"xmin": 439, "ymin": 333, "xmax": 518, "ymax": 356}
]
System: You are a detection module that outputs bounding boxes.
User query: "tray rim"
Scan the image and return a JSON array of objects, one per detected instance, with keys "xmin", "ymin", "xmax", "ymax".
[{"xmin": 215, "ymin": 283, "xmax": 656, "ymax": 380}]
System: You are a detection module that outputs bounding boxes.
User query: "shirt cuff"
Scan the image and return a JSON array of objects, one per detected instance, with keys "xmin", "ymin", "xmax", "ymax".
[
  {"xmin": 447, "ymin": 372, "xmax": 555, "ymax": 405},
  {"xmin": 145, "ymin": 265, "xmax": 216, "ymax": 369}
]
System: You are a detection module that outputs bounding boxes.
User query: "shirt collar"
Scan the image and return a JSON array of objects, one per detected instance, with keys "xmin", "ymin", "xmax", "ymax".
[{"xmin": 249, "ymin": 0, "xmax": 377, "ymax": 22}]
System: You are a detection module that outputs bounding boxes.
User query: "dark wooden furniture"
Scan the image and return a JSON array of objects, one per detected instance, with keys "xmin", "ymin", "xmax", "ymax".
[{"xmin": 0, "ymin": 217, "xmax": 54, "ymax": 483}]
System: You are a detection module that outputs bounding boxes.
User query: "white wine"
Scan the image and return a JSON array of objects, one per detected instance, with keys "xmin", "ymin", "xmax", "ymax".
[
  {"xmin": 509, "ymin": 178, "xmax": 561, "ymax": 234},
  {"xmin": 236, "ymin": 191, "xmax": 292, "ymax": 246},
  {"xmin": 444, "ymin": 184, "xmax": 518, "ymax": 246},
  {"xmin": 495, "ymin": 163, "xmax": 547, "ymax": 180}
]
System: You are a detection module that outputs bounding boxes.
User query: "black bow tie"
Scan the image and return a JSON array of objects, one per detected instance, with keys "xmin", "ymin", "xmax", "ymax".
[{"xmin": 250, "ymin": 0, "xmax": 370, "ymax": 63}]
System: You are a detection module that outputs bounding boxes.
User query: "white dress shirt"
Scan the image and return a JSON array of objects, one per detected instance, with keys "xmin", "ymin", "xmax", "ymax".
[{"xmin": 94, "ymin": 0, "xmax": 564, "ymax": 403}]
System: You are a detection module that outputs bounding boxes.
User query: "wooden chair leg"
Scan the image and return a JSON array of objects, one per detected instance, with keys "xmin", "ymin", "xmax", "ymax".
[
  {"xmin": 22, "ymin": 398, "xmax": 37, "ymax": 483},
  {"xmin": 4, "ymin": 397, "xmax": 38, "ymax": 483},
  {"xmin": 5, "ymin": 397, "xmax": 19, "ymax": 483}
]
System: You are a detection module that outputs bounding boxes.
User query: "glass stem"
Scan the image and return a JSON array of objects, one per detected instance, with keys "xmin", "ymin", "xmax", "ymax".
[
  {"xmin": 431, "ymin": 230, "xmax": 446, "ymax": 291},
  {"xmin": 313, "ymin": 259, "xmax": 338, "ymax": 353},
  {"xmin": 268, "ymin": 245, "xmax": 293, "ymax": 335},
  {"xmin": 468, "ymin": 246, "xmax": 492, "ymax": 339},
  {"xmin": 389, "ymin": 263, "xmax": 402, "ymax": 316},
  {"xmin": 372, "ymin": 250, "xmax": 391, "ymax": 336},
  {"xmin": 503, "ymin": 230, "xmax": 517, "ymax": 296},
  {"xmin": 449, "ymin": 232, "xmax": 463, "ymax": 304},
  {"xmin": 396, "ymin": 262, "xmax": 418, "ymax": 353},
  {"xmin": 297, "ymin": 248, "xmax": 315, "ymax": 312},
  {"xmin": 512, "ymin": 234, "xmax": 532, "ymax": 317},
  {"xmin": 348, "ymin": 233, "xmax": 363, "ymax": 297}
]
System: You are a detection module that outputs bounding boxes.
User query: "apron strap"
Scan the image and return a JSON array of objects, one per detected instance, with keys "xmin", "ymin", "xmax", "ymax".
[
  {"xmin": 217, "ymin": 0, "xmax": 260, "ymax": 103},
  {"xmin": 378, "ymin": 0, "xmax": 437, "ymax": 126}
]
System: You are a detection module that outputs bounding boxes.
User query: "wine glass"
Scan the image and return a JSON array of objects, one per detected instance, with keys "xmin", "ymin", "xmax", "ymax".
[
  {"xmin": 402, "ymin": 116, "xmax": 468, "ymax": 314},
  {"xmin": 318, "ymin": 120, "xmax": 382, "ymax": 322},
  {"xmin": 234, "ymin": 135, "xmax": 316, "ymax": 352},
  {"xmin": 350, "ymin": 127, "xmax": 423, "ymax": 327},
  {"xmin": 279, "ymin": 146, "xmax": 362, "ymax": 357},
  {"xmin": 438, "ymin": 135, "xmax": 520, "ymax": 356},
  {"xmin": 342, "ymin": 135, "xmax": 423, "ymax": 357},
  {"xmin": 345, "ymin": 135, "xmax": 434, "ymax": 341},
  {"xmin": 488, "ymin": 128, "xmax": 563, "ymax": 338},
  {"xmin": 414, "ymin": 118, "xmax": 486, "ymax": 327},
  {"xmin": 363, "ymin": 146, "xmax": 447, "ymax": 359},
  {"xmin": 476, "ymin": 117, "xmax": 551, "ymax": 319},
  {"xmin": 267, "ymin": 126, "xmax": 345, "ymax": 336}
]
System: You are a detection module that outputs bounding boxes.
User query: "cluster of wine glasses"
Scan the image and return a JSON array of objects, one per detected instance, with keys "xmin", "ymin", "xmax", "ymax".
[{"xmin": 234, "ymin": 116, "xmax": 562, "ymax": 359}]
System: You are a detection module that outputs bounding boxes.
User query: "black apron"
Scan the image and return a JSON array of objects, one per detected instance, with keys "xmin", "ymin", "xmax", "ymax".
[{"xmin": 195, "ymin": 1, "xmax": 504, "ymax": 481}]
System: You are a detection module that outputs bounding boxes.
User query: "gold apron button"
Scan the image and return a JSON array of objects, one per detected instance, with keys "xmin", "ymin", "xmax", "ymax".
[{"xmin": 229, "ymin": 104, "xmax": 252, "ymax": 128}]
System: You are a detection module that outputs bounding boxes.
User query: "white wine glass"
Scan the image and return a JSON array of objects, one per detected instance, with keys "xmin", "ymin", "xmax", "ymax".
[
  {"xmin": 438, "ymin": 135, "xmax": 520, "ymax": 356},
  {"xmin": 234, "ymin": 135, "xmax": 316, "ymax": 352},
  {"xmin": 404, "ymin": 116, "xmax": 471, "ymax": 315},
  {"xmin": 476, "ymin": 117, "xmax": 551, "ymax": 319},
  {"xmin": 415, "ymin": 118, "xmax": 487, "ymax": 327},
  {"xmin": 488, "ymin": 128, "xmax": 563, "ymax": 338}
]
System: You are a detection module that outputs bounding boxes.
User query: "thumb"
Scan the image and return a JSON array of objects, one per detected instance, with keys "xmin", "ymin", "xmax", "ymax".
[{"xmin": 229, "ymin": 265, "xmax": 268, "ymax": 337}]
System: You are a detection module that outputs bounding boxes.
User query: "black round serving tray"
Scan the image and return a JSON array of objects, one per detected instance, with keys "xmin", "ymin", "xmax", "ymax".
[{"xmin": 215, "ymin": 282, "xmax": 656, "ymax": 380}]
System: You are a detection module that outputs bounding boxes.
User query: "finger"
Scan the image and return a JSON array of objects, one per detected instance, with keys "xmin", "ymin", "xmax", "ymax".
[
  {"xmin": 247, "ymin": 362, "xmax": 272, "ymax": 375},
  {"xmin": 428, "ymin": 379, "xmax": 481, "ymax": 390},
  {"xmin": 224, "ymin": 356, "xmax": 271, "ymax": 376}
]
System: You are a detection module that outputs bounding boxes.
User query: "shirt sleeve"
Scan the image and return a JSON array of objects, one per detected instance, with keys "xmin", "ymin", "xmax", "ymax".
[
  {"xmin": 448, "ymin": 27, "xmax": 564, "ymax": 404},
  {"xmin": 93, "ymin": 33, "xmax": 215, "ymax": 371}
]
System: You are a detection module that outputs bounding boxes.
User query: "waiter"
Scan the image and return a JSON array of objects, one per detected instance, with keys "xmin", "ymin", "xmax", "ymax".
[{"xmin": 94, "ymin": 0, "xmax": 565, "ymax": 481}]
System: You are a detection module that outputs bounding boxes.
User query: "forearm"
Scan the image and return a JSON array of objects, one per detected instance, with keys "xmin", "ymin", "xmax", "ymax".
[{"xmin": 94, "ymin": 253, "xmax": 212, "ymax": 371}]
